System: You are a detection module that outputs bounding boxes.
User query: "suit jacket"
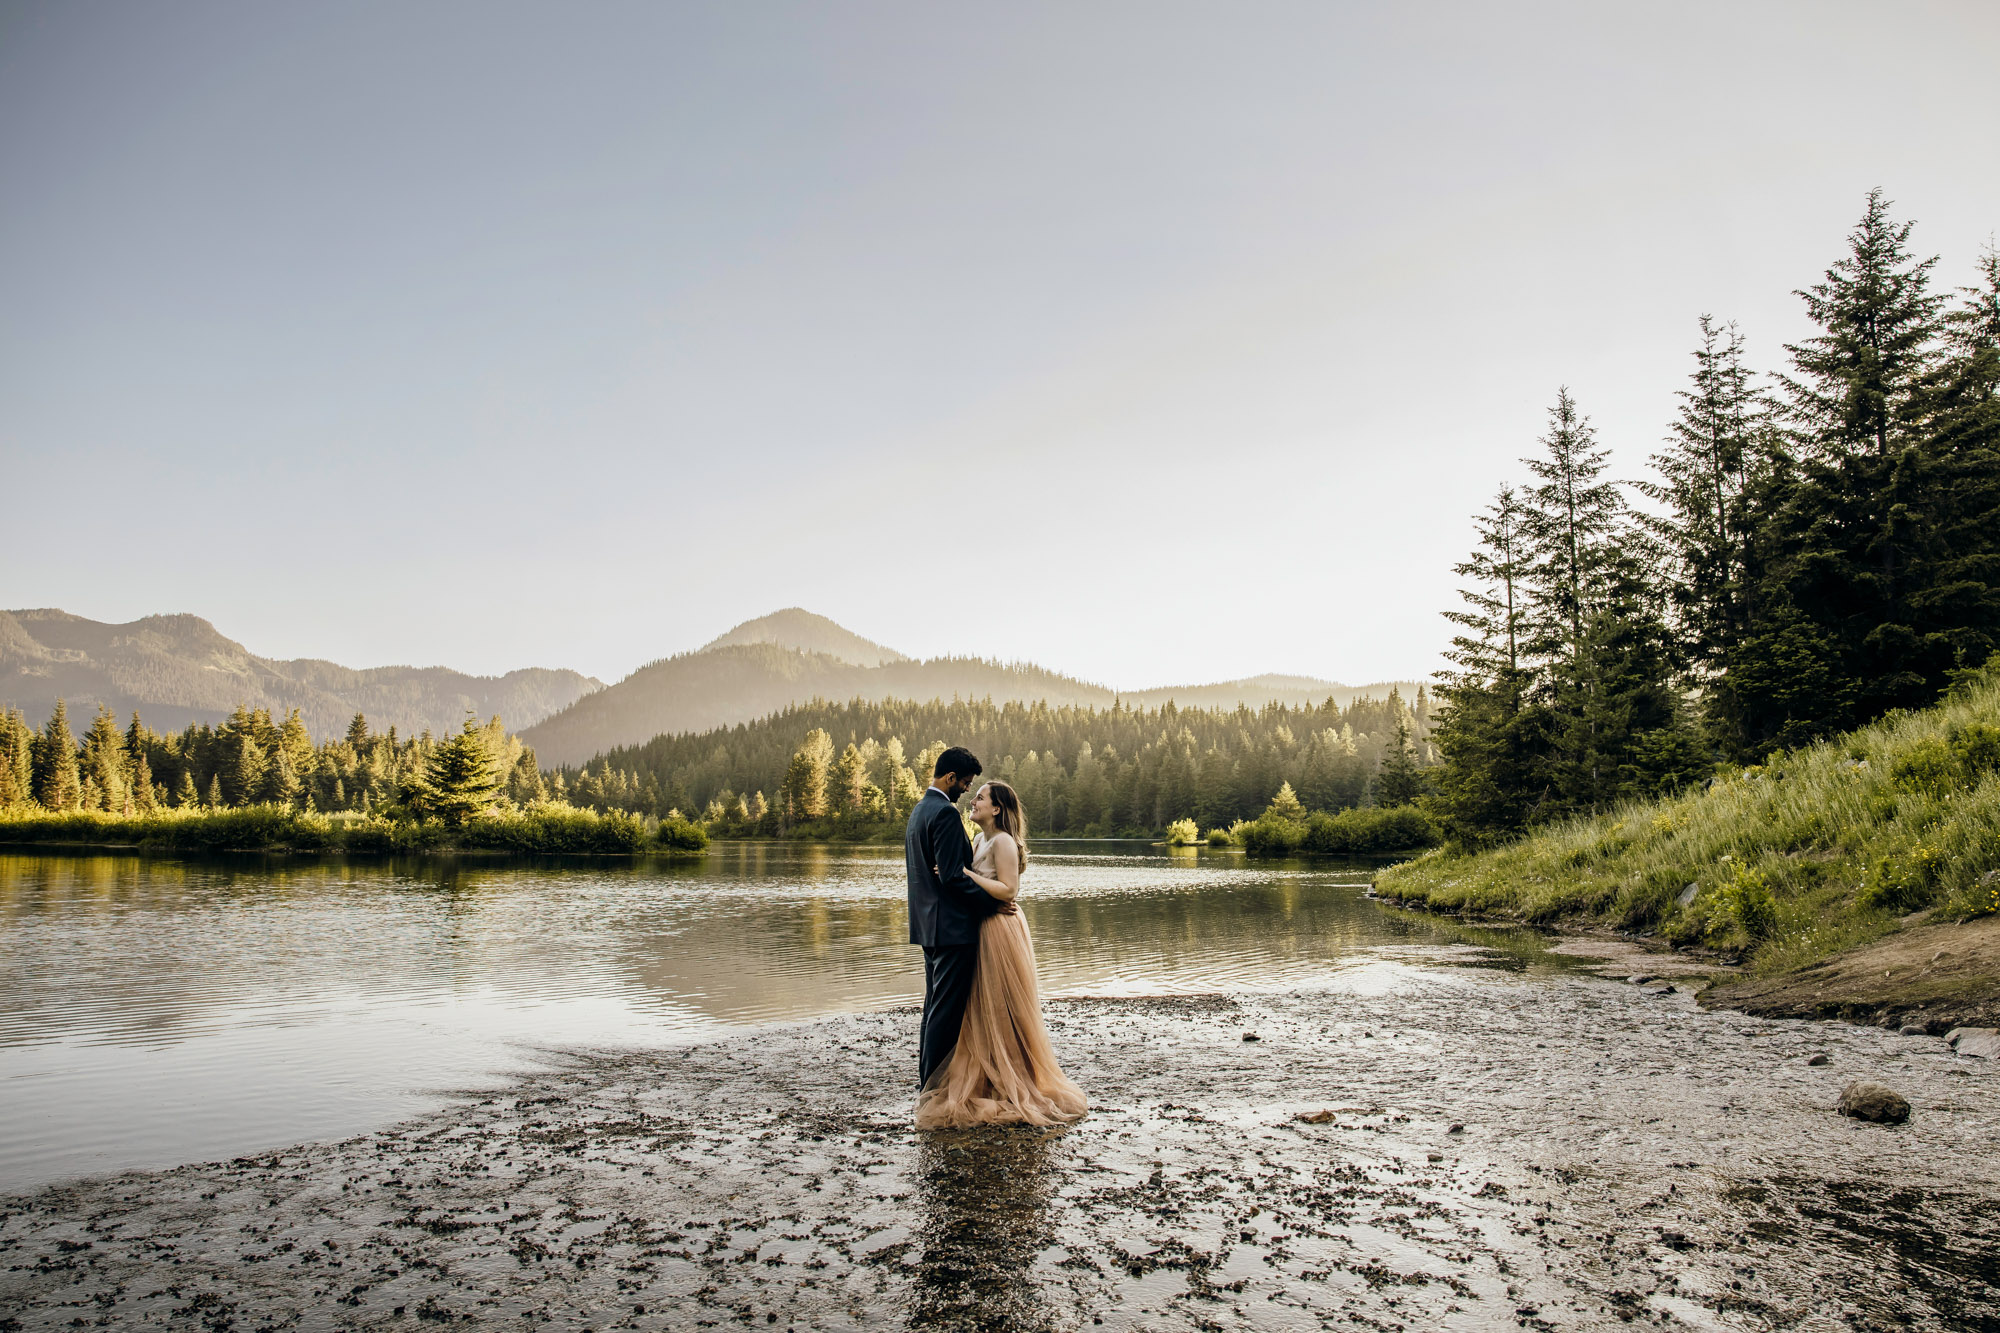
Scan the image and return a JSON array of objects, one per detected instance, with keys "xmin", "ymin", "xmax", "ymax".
[{"xmin": 906, "ymin": 787, "xmax": 998, "ymax": 948}]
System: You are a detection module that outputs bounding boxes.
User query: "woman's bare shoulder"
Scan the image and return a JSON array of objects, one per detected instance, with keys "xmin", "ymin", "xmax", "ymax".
[{"xmin": 988, "ymin": 831, "xmax": 1019, "ymax": 857}]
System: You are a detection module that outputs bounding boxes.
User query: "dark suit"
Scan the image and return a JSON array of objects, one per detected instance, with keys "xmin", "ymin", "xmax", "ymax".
[{"xmin": 907, "ymin": 785, "xmax": 1000, "ymax": 1087}]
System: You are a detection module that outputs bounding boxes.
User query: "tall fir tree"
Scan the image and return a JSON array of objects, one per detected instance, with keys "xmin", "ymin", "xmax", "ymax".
[
  {"xmin": 1763, "ymin": 189, "xmax": 1953, "ymax": 727},
  {"xmin": 30, "ymin": 700, "xmax": 81, "ymax": 811},
  {"xmin": 79, "ymin": 706, "xmax": 128, "ymax": 812}
]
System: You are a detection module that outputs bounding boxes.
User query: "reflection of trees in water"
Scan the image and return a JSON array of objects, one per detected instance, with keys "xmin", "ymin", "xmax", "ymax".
[{"xmin": 909, "ymin": 1127, "xmax": 1064, "ymax": 1333}]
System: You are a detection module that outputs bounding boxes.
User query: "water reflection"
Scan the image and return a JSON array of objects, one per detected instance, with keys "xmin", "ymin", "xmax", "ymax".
[
  {"xmin": 0, "ymin": 844, "xmax": 1575, "ymax": 1188},
  {"xmin": 909, "ymin": 1128, "xmax": 1063, "ymax": 1332}
]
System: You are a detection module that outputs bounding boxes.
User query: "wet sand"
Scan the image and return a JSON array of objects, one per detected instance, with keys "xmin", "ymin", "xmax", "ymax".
[{"xmin": 4, "ymin": 962, "xmax": 1997, "ymax": 1331}]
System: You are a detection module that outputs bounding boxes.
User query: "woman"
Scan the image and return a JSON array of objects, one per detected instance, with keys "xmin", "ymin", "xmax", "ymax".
[{"xmin": 915, "ymin": 779, "xmax": 1088, "ymax": 1129}]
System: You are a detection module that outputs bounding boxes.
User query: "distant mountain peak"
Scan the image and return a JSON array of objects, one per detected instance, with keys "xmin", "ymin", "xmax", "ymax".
[{"xmin": 699, "ymin": 609, "xmax": 910, "ymax": 668}]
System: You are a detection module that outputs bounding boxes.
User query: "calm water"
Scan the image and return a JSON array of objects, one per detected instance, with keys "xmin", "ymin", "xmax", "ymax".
[{"xmin": 0, "ymin": 842, "xmax": 1563, "ymax": 1189}]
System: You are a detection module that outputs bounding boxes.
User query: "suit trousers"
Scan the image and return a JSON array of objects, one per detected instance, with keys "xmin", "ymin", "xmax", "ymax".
[{"xmin": 919, "ymin": 943, "xmax": 980, "ymax": 1089}]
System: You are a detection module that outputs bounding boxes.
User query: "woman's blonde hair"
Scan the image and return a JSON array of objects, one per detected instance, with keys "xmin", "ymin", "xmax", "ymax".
[{"xmin": 983, "ymin": 779, "xmax": 1028, "ymax": 866}]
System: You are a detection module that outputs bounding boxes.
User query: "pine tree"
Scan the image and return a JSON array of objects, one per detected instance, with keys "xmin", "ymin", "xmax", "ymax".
[
  {"xmin": 1638, "ymin": 317, "xmax": 1781, "ymax": 681},
  {"xmin": 1766, "ymin": 189, "xmax": 1952, "ymax": 723},
  {"xmin": 1263, "ymin": 780, "xmax": 1305, "ymax": 821},
  {"xmin": 346, "ymin": 713, "xmax": 371, "ymax": 748},
  {"xmin": 1520, "ymin": 388, "xmax": 1625, "ymax": 670},
  {"xmin": 1374, "ymin": 712, "xmax": 1424, "ymax": 808},
  {"xmin": 407, "ymin": 718, "xmax": 504, "ymax": 826},
  {"xmin": 224, "ymin": 733, "xmax": 266, "ymax": 807},
  {"xmin": 507, "ymin": 748, "xmax": 547, "ymax": 805},
  {"xmin": 829, "ymin": 743, "xmax": 868, "ymax": 816},
  {"xmin": 79, "ymin": 706, "xmax": 127, "ymax": 812},
  {"xmin": 173, "ymin": 769, "xmax": 199, "ymax": 808},
  {"xmin": 0, "ymin": 708, "xmax": 31, "ymax": 806},
  {"xmin": 205, "ymin": 774, "xmax": 223, "ymax": 808},
  {"xmin": 778, "ymin": 729, "xmax": 834, "ymax": 822},
  {"xmin": 30, "ymin": 700, "xmax": 81, "ymax": 811}
]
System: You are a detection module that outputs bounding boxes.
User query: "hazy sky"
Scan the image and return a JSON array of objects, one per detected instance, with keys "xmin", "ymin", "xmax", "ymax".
[{"xmin": 5, "ymin": 2, "xmax": 1998, "ymax": 689}]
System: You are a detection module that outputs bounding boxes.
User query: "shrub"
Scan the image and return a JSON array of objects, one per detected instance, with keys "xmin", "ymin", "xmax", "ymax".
[
  {"xmin": 1238, "ymin": 814, "xmax": 1306, "ymax": 856},
  {"xmin": 1163, "ymin": 818, "xmax": 1200, "ymax": 847},
  {"xmin": 656, "ymin": 813, "xmax": 710, "ymax": 852},
  {"xmin": 1205, "ymin": 826, "xmax": 1234, "ymax": 847},
  {"xmin": 1722, "ymin": 864, "xmax": 1777, "ymax": 939},
  {"xmin": 1859, "ymin": 843, "xmax": 1947, "ymax": 914}
]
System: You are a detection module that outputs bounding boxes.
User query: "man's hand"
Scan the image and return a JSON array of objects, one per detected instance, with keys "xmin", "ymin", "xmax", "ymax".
[{"xmin": 996, "ymin": 900, "xmax": 1019, "ymax": 915}]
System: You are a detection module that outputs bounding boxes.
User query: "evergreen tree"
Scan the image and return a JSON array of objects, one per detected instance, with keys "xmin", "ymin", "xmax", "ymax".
[
  {"xmin": 30, "ymin": 700, "xmax": 81, "ymax": 811},
  {"xmin": 174, "ymin": 768, "xmax": 201, "ymax": 809},
  {"xmin": 205, "ymin": 774, "xmax": 223, "ymax": 808},
  {"xmin": 1263, "ymin": 780, "xmax": 1305, "ymax": 821},
  {"xmin": 1765, "ymin": 189, "xmax": 1952, "ymax": 725},
  {"xmin": 407, "ymin": 718, "xmax": 504, "ymax": 826},
  {"xmin": 224, "ymin": 733, "xmax": 266, "ymax": 807},
  {"xmin": 1520, "ymin": 388, "xmax": 1625, "ymax": 669},
  {"xmin": 79, "ymin": 706, "xmax": 127, "ymax": 812},
  {"xmin": 1638, "ymin": 317, "xmax": 1781, "ymax": 684},
  {"xmin": 778, "ymin": 729, "xmax": 835, "ymax": 821},
  {"xmin": 346, "ymin": 713, "xmax": 371, "ymax": 748},
  {"xmin": 1374, "ymin": 712, "xmax": 1424, "ymax": 808},
  {"xmin": 0, "ymin": 708, "xmax": 32, "ymax": 806},
  {"xmin": 829, "ymin": 743, "xmax": 869, "ymax": 816},
  {"xmin": 507, "ymin": 748, "xmax": 547, "ymax": 805}
]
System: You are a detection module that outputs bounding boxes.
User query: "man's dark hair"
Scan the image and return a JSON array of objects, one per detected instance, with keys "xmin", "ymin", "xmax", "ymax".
[{"xmin": 934, "ymin": 746, "xmax": 983, "ymax": 780}]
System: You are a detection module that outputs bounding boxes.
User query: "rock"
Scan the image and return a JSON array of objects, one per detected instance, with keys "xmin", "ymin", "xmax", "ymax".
[
  {"xmin": 1837, "ymin": 1081, "xmax": 1911, "ymax": 1124},
  {"xmin": 1676, "ymin": 882, "xmax": 1698, "ymax": 908},
  {"xmin": 1295, "ymin": 1110, "xmax": 1336, "ymax": 1124},
  {"xmin": 1898, "ymin": 1024, "xmax": 1928, "ymax": 1037},
  {"xmin": 1447, "ymin": 1123, "xmax": 1465, "ymax": 1134},
  {"xmin": 1241, "ymin": 1032, "xmax": 1259, "ymax": 1042},
  {"xmin": 1806, "ymin": 1053, "xmax": 1829, "ymax": 1066},
  {"xmin": 1627, "ymin": 974, "xmax": 1655, "ymax": 985},
  {"xmin": 1427, "ymin": 1152, "xmax": 1444, "ymax": 1162},
  {"xmin": 1645, "ymin": 984, "xmax": 1677, "ymax": 996},
  {"xmin": 1945, "ymin": 1027, "xmax": 2000, "ymax": 1059}
]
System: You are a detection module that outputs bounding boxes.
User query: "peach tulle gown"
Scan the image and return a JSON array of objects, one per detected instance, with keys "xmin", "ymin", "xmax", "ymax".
[{"xmin": 916, "ymin": 834, "xmax": 1088, "ymax": 1130}]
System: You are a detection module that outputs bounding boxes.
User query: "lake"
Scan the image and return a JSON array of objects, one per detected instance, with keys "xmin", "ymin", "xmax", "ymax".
[{"xmin": 0, "ymin": 841, "xmax": 1562, "ymax": 1189}]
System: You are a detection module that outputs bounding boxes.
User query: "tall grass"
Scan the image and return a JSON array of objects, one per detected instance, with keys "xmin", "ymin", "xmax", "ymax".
[
  {"xmin": 1375, "ymin": 668, "xmax": 2000, "ymax": 971},
  {"xmin": 0, "ymin": 803, "xmax": 708, "ymax": 856}
]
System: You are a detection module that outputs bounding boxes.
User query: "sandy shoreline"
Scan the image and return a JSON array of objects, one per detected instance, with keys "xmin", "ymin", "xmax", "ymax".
[{"xmin": 4, "ymin": 964, "xmax": 1997, "ymax": 1331}]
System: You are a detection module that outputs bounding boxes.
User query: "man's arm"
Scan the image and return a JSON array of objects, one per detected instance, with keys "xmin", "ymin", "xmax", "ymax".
[{"xmin": 930, "ymin": 803, "xmax": 1001, "ymax": 917}]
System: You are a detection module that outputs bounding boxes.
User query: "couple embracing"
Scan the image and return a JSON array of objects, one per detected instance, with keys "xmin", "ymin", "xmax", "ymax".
[{"xmin": 904, "ymin": 746, "xmax": 1087, "ymax": 1129}]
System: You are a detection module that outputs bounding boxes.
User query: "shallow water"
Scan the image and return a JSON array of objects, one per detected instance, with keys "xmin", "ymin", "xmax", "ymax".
[{"xmin": 0, "ymin": 842, "xmax": 1562, "ymax": 1188}]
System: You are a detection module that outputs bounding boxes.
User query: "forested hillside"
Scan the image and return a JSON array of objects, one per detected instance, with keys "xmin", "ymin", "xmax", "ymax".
[
  {"xmin": 555, "ymin": 690, "xmax": 1433, "ymax": 837},
  {"xmin": 522, "ymin": 610, "xmax": 1403, "ymax": 767},
  {"xmin": 0, "ymin": 609, "xmax": 601, "ymax": 740},
  {"xmin": 1431, "ymin": 192, "xmax": 2000, "ymax": 847}
]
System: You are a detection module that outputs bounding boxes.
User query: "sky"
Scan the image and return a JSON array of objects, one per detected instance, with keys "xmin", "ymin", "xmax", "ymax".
[{"xmin": 4, "ymin": 1, "xmax": 1998, "ymax": 690}]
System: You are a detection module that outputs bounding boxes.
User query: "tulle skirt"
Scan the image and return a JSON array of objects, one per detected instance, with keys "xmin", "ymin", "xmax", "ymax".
[{"xmin": 916, "ymin": 909, "xmax": 1088, "ymax": 1130}]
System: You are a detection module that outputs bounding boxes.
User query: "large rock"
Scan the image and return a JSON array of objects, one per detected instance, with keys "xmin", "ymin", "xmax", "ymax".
[
  {"xmin": 1837, "ymin": 1082, "xmax": 1911, "ymax": 1124},
  {"xmin": 1945, "ymin": 1027, "xmax": 2000, "ymax": 1059}
]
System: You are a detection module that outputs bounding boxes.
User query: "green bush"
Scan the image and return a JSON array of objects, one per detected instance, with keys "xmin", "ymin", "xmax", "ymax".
[
  {"xmin": 1205, "ymin": 826, "xmax": 1234, "ymax": 847},
  {"xmin": 1163, "ymin": 818, "xmax": 1200, "ymax": 847},
  {"xmin": 1237, "ymin": 814, "xmax": 1306, "ymax": 856},
  {"xmin": 656, "ymin": 813, "xmax": 710, "ymax": 852}
]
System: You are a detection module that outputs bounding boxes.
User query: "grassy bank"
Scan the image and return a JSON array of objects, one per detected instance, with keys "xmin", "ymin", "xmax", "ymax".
[
  {"xmin": 1230, "ymin": 805, "xmax": 1439, "ymax": 857},
  {"xmin": 1376, "ymin": 667, "xmax": 2000, "ymax": 977},
  {"xmin": 0, "ymin": 803, "xmax": 709, "ymax": 856}
]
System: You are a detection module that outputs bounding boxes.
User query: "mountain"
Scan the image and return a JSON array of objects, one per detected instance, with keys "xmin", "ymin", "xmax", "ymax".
[
  {"xmin": 699, "ymin": 608, "xmax": 909, "ymax": 667},
  {"xmin": 521, "ymin": 610, "xmax": 1416, "ymax": 767},
  {"xmin": 0, "ymin": 609, "xmax": 602, "ymax": 740}
]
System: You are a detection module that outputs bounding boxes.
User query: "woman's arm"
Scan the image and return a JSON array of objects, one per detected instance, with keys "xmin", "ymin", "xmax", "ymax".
[{"xmin": 965, "ymin": 834, "xmax": 1020, "ymax": 902}]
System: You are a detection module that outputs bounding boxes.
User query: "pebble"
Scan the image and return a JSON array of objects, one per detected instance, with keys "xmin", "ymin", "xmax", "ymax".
[
  {"xmin": 1807, "ymin": 1053, "xmax": 1829, "ymax": 1066},
  {"xmin": 1898, "ymin": 1025, "xmax": 1928, "ymax": 1037},
  {"xmin": 1627, "ymin": 975, "xmax": 1655, "ymax": 985},
  {"xmin": 1447, "ymin": 1122, "xmax": 1465, "ymax": 1134},
  {"xmin": 1837, "ymin": 1081, "xmax": 1912, "ymax": 1125},
  {"xmin": 1241, "ymin": 1032, "xmax": 1259, "ymax": 1042}
]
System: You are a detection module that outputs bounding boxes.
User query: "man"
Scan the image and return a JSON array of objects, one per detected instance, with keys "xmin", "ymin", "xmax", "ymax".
[{"xmin": 905, "ymin": 745, "xmax": 1014, "ymax": 1089}]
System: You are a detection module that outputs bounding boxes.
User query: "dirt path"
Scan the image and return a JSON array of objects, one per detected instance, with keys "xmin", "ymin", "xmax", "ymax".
[
  {"xmin": 1700, "ymin": 915, "xmax": 2000, "ymax": 1033},
  {"xmin": 3, "ymin": 964, "xmax": 1996, "ymax": 1331}
]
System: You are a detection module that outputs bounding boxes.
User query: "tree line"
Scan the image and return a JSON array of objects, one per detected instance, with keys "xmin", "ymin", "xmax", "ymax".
[
  {"xmin": 1432, "ymin": 191, "xmax": 2000, "ymax": 846},
  {"xmin": 0, "ymin": 701, "xmax": 548, "ymax": 820},
  {"xmin": 556, "ymin": 691, "xmax": 1434, "ymax": 836}
]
